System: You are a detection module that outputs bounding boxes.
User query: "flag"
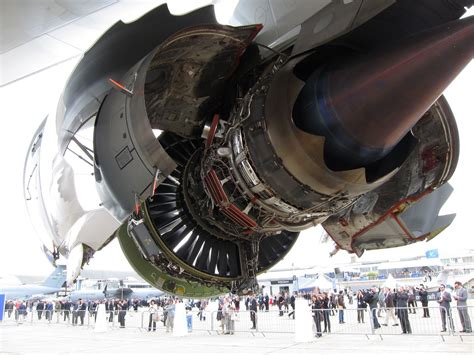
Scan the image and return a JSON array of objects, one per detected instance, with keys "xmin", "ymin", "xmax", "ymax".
[{"xmin": 425, "ymin": 249, "xmax": 439, "ymax": 258}]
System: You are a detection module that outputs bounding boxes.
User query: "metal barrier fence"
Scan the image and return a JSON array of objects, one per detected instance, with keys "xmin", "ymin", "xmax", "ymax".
[
  {"xmin": 205, "ymin": 307, "xmax": 467, "ymax": 336},
  {"xmin": 3, "ymin": 305, "xmax": 473, "ymax": 338},
  {"xmin": 2, "ymin": 309, "xmax": 143, "ymax": 329}
]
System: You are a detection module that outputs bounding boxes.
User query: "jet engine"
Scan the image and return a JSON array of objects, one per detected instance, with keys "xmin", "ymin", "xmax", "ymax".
[{"xmin": 24, "ymin": 1, "xmax": 474, "ymax": 297}]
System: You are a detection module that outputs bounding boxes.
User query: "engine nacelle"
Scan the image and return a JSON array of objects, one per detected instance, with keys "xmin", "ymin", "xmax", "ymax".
[{"xmin": 23, "ymin": 3, "xmax": 473, "ymax": 296}]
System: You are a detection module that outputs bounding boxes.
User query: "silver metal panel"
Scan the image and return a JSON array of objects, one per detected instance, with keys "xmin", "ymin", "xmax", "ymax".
[
  {"xmin": 0, "ymin": 0, "xmax": 117, "ymax": 54},
  {"xmin": 291, "ymin": 0, "xmax": 394, "ymax": 56},
  {"xmin": 229, "ymin": 0, "xmax": 330, "ymax": 48},
  {"xmin": 399, "ymin": 183, "xmax": 455, "ymax": 236}
]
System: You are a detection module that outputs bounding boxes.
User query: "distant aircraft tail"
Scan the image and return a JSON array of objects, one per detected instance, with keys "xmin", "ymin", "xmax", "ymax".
[
  {"xmin": 42, "ymin": 265, "xmax": 67, "ymax": 288},
  {"xmin": 436, "ymin": 269, "xmax": 450, "ymax": 286}
]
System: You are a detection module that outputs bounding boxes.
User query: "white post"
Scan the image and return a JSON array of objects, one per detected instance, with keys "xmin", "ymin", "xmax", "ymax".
[
  {"xmin": 94, "ymin": 304, "xmax": 107, "ymax": 333},
  {"xmin": 173, "ymin": 303, "xmax": 188, "ymax": 337},
  {"xmin": 294, "ymin": 298, "xmax": 313, "ymax": 342}
]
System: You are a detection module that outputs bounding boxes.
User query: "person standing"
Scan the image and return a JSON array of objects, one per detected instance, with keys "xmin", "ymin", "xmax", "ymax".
[
  {"xmin": 419, "ymin": 286, "xmax": 430, "ymax": 318},
  {"xmin": 348, "ymin": 290, "xmax": 353, "ymax": 305},
  {"xmin": 45, "ymin": 301, "xmax": 53, "ymax": 321},
  {"xmin": 78, "ymin": 299, "xmax": 87, "ymax": 326},
  {"xmin": 223, "ymin": 299, "xmax": 236, "ymax": 335},
  {"xmin": 277, "ymin": 293, "xmax": 284, "ymax": 317},
  {"xmin": 337, "ymin": 291, "xmax": 345, "ymax": 324},
  {"xmin": 396, "ymin": 286, "xmax": 412, "ymax": 334},
  {"xmin": 148, "ymin": 300, "xmax": 158, "ymax": 332},
  {"xmin": 382, "ymin": 288, "xmax": 399, "ymax": 327},
  {"xmin": 216, "ymin": 300, "xmax": 225, "ymax": 334},
  {"xmin": 356, "ymin": 290, "xmax": 366, "ymax": 323},
  {"xmin": 249, "ymin": 295, "xmax": 258, "ymax": 330},
  {"xmin": 407, "ymin": 287, "xmax": 416, "ymax": 314},
  {"xmin": 365, "ymin": 287, "xmax": 381, "ymax": 329},
  {"xmin": 18, "ymin": 302, "xmax": 27, "ymax": 323},
  {"xmin": 311, "ymin": 294, "xmax": 323, "ymax": 337},
  {"xmin": 377, "ymin": 288, "xmax": 386, "ymax": 317},
  {"xmin": 321, "ymin": 292, "xmax": 331, "ymax": 333},
  {"xmin": 6, "ymin": 300, "xmax": 14, "ymax": 318},
  {"xmin": 438, "ymin": 284, "xmax": 454, "ymax": 332},
  {"xmin": 71, "ymin": 301, "xmax": 79, "ymax": 326},
  {"xmin": 62, "ymin": 300, "xmax": 70, "ymax": 322},
  {"xmin": 117, "ymin": 300, "xmax": 127, "ymax": 328},
  {"xmin": 288, "ymin": 292, "xmax": 296, "ymax": 319},
  {"xmin": 36, "ymin": 300, "xmax": 44, "ymax": 320},
  {"xmin": 106, "ymin": 299, "xmax": 115, "ymax": 323},
  {"xmin": 453, "ymin": 281, "xmax": 471, "ymax": 333},
  {"xmin": 330, "ymin": 292, "xmax": 337, "ymax": 316},
  {"xmin": 164, "ymin": 299, "xmax": 175, "ymax": 332},
  {"xmin": 198, "ymin": 300, "xmax": 207, "ymax": 321}
]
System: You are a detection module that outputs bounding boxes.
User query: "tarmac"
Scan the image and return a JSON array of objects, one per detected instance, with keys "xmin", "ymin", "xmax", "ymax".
[{"xmin": 1, "ymin": 321, "xmax": 473, "ymax": 354}]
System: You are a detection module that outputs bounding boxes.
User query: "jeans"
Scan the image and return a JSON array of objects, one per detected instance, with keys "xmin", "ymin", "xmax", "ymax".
[{"xmin": 371, "ymin": 308, "xmax": 380, "ymax": 328}]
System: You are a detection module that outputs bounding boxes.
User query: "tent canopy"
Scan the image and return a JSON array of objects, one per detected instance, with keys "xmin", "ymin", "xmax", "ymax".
[
  {"xmin": 382, "ymin": 273, "xmax": 398, "ymax": 289},
  {"xmin": 297, "ymin": 275, "xmax": 335, "ymax": 292}
]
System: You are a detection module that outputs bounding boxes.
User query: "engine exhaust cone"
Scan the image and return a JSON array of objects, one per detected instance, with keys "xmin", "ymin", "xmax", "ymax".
[{"xmin": 294, "ymin": 16, "xmax": 474, "ymax": 170}]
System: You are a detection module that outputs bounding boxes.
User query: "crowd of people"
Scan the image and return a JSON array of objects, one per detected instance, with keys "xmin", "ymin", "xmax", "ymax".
[
  {"xmin": 306, "ymin": 282, "xmax": 472, "ymax": 337},
  {"xmin": 4, "ymin": 298, "xmax": 140, "ymax": 327},
  {"xmin": 3, "ymin": 282, "xmax": 471, "ymax": 336}
]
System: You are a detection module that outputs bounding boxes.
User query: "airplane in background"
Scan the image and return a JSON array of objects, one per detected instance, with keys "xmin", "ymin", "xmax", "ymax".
[
  {"xmin": 66, "ymin": 285, "xmax": 107, "ymax": 302},
  {"xmin": 113, "ymin": 286, "xmax": 165, "ymax": 301},
  {"xmin": 67, "ymin": 283, "xmax": 164, "ymax": 302},
  {"xmin": 419, "ymin": 269, "xmax": 450, "ymax": 293},
  {"xmin": 0, "ymin": 265, "xmax": 66, "ymax": 300},
  {"xmin": 421, "ymin": 268, "xmax": 474, "ymax": 293}
]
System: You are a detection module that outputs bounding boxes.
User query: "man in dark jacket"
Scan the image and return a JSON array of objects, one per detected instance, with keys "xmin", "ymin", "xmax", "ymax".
[
  {"xmin": 249, "ymin": 295, "xmax": 258, "ymax": 329},
  {"xmin": 288, "ymin": 292, "xmax": 296, "ymax": 319},
  {"xmin": 419, "ymin": 286, "xmax": 430, "ymax": 318},
  {"xmin": 364, "ymin": 287, "xmax": 381, "ymax": 329},
  {"xmin": 356, "ymin": 290, "xmax": 366, "ymax": 323},
  {"xmin": 63, "ymin": 300, "xmax": 72, "ymax": 322},
  {"xmin": 277, "ymin": 293, "xmax": 285, "ymax": 316},
  {"xmin": 312, "ymin": 294, "xmax": 323, "ymax": 337},
  {"xmin": 382, "ymin": 288, "xmax": 398, "ymax": 326},
  {"xmin": 396, "ymin": 286, "xmax": 412, "ymax": 334},
  {"xmin": 78, "ymin": 299, "xmax": 87, "ymax": 326},
  {"xmin": 36, "ymin": 300, "xmax": 44, "ymax": 320}
]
